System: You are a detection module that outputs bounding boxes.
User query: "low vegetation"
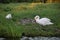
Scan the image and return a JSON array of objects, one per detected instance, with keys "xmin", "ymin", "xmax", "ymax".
[{"xmin": 0, "ymin": 3, "xmax": 60, "ymax": 37}]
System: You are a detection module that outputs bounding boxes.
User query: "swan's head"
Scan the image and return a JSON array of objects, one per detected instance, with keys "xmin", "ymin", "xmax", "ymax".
[{"xmin": 34, "ymin": 15, "xmax": 40, "ymax": 20}]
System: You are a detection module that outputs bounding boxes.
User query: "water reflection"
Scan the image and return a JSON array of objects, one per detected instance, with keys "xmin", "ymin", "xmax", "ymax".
[
  {"xmin": 0, "ymin": 38, "xmax": 5, "ymax": 40},
  {"xmin": 0, "ymin": 37, "xmax": 60, "ymax": 40},
  {"xmin": 0, "ymin": 38, "xmax": 20, "ymax": 40},
  {"xmin": 21, "ymin": 37, "xmax": 60, "ymax": 40}
]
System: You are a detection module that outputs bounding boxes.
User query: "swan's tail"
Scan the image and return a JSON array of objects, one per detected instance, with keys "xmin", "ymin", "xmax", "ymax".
[{"xmin": 49, "ymin": 22, "xmax": 54, "ymax": 25}]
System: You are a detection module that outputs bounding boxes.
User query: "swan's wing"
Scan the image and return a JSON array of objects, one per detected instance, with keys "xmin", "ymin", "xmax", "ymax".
[
  {"xmin": 45, "ymin": 18, "xmax": 51, "ymax": 21},
  {"xmin": 41, "ymin": 18, "xmax": 51, "ymax": 21}
]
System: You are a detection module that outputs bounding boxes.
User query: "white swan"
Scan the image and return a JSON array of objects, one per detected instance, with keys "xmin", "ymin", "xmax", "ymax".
[
  {"xmin": 34, "ymin": 15, "xmax": 53, "ymax": 26},
  {"xmin": 6, "ymin": 14, "xmax": 12, "ymax": 19}
]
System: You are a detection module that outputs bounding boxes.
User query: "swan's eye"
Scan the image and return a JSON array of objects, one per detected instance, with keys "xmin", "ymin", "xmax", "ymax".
[{"xmin": 36, "ymin": 17, "xmax": 39, "ymax": 19}]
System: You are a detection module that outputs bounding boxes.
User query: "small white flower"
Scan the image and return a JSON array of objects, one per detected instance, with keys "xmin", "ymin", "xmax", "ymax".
[{"xmin": 6, "ymin": 14, "xmax": 12, "ymax": 19}]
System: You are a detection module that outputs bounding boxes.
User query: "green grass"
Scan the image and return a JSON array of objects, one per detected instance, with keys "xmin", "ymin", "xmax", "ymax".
[{"xmin": 0, "ymin": 3, "xmax": 60, "ymax": 37}]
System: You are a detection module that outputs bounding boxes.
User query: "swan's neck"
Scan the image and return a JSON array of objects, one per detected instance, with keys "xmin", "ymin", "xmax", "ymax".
[{"xmin": 35, "ymin": 18, "xmax": 40, "ymax": 21}]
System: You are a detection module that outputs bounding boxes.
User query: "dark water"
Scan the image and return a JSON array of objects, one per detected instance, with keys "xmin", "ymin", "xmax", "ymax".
[{"xmin": 0, "ymin": 37, "xmax": 60, "ymax": 40}]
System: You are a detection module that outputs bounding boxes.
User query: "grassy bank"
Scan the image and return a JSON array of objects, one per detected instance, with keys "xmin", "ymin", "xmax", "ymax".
[{"xmin": 0, "ymin": 3, "xmax": 60, "ymax": 37}]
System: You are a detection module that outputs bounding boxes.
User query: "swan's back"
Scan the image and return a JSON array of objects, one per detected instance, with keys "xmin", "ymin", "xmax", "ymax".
[
  {"xmin": 40, "ymin": 18, "xmax": 51, "ymax": 21},
  {"xmin": 39, "ymin": 18, "xmax": 53, "ymax": 25}
]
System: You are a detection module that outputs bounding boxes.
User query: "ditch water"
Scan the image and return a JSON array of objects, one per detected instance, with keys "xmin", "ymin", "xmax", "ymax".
[{"xmin": 0, "ymin": 37, "xmax": 60, "ymax": 40}]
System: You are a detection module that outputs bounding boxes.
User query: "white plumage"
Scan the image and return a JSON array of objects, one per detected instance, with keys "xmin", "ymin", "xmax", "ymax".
[
  {"xmin": 6, "ymin": 14, "xmax": 12, "ymax": 19},
  {"xmin": 34, "ymin": 15, "xmax": 53, "ymax": 26}
]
